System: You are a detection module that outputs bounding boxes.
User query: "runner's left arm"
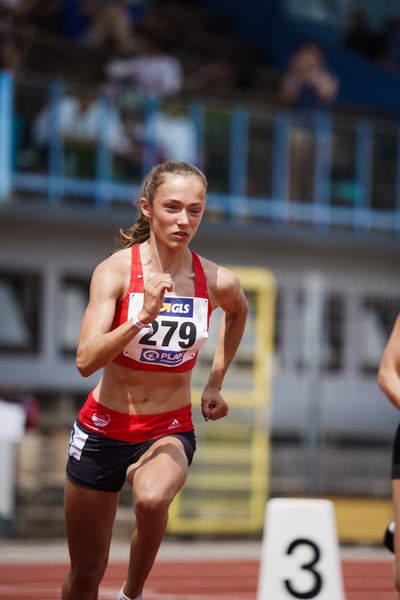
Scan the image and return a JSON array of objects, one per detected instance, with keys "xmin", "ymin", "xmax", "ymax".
[{"xmin": 201, "ymin": 267, "xmax": 248, "ymax": 421}]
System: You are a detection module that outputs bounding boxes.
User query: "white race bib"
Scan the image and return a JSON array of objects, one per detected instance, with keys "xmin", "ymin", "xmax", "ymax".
[{"xmin": 123, "ymin": 293, "xmax": 209, "ymax": 367}]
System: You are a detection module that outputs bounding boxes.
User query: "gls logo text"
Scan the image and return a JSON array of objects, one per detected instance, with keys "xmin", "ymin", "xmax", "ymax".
[{"xmin": 160, "ymin": 297, "xmax": 194, "ymax": 317}]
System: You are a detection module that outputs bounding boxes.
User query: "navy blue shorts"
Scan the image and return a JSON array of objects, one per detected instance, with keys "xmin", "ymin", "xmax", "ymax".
[{"xmin": 66, "ymin": 420, "xmax": 196, "ymax": 492}]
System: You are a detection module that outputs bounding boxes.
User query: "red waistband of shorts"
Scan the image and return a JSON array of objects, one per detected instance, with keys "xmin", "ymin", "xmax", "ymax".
[{"xmin": 77, "ymin": 391, "xmax": 194, "ymax": 443}]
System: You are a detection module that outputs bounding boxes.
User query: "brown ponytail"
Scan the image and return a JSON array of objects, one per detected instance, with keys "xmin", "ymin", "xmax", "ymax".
[
  {"xmin": 119, "ymin": 210, "xmax": 150, "ymax": 248},
  {"xmin": 118, "ymin": 160, "xmax": 207, "ymax": 248}
]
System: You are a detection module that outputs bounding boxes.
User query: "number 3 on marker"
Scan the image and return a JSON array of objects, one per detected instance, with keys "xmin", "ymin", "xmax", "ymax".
[{"xmin": 284, "ymin": 538, "xmax": 323, "ymax": 599}]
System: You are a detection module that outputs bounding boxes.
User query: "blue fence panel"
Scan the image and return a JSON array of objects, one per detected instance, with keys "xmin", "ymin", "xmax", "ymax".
[
  {"xmin": 0, "ymin": 71, "xmax": 13, "ymax": 201},
  {"xmin": 313, "ymin": 115, "xmax": 332, "ymax": 227},
  {"xmin": 229, "ymin": 108, "xmax": 248, "ymax": 220},
  {"xmin": 47, "ymin": 80, "xmax": 64, "ymax": 204},
  {"xmin": 354, "ymin": 121, "xmax": 373, "ymax": 231},
  {"xmin": 2, "ymin": 72, "xmax": 400, "ymax": 235}
]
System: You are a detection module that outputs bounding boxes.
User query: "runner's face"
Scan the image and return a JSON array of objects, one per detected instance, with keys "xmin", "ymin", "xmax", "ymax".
[{"xmin": 142, "ymin": 174, "xmax": 206, "ymax": 247}]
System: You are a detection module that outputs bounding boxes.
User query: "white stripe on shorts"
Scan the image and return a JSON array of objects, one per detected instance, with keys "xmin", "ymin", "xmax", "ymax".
[{"xmin": 68, "ymin": 422, "xmax": 89, "ymax": 461}]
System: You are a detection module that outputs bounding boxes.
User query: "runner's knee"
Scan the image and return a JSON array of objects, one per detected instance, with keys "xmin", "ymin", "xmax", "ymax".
[
  {"xmin": 135, "ymin": 488, "xmax": 171, "ymax": 523},
  {"xmin": 69, "ymin": 557, "xmax": 108, "ymax": 587}
]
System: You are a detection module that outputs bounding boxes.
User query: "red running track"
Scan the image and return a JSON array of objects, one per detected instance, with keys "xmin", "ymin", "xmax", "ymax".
[{"xmin": 0, "ymin": 558, "xmax": 397, "ymax": 599}]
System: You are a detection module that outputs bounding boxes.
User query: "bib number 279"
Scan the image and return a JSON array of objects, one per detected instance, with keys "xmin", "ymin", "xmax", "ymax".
[{"xmin": 139, "ymin": 319, "xmax": 196, "ymax": 348}]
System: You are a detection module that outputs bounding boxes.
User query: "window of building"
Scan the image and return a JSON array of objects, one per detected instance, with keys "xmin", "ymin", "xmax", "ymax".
[
  {"xmin": 271, "ymin": 288, "xmax": 283, "ymax": 369},
  {"xmin": 59, "ymin": 276, "xmax": 89, "ymax": 356},
  {"xmin": 295, "ymin": 289, "xmax": 345, "ymax": 372},
  {"xmin": 360, "ymin": 296, "xmax": 400, "ymax": 373},
  {"xmin": 0, "ymin": 271, "xmax": 41, "ymax": 353}
]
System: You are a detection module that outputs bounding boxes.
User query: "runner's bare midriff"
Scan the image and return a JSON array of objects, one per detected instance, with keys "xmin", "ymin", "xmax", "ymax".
[{"xmin": 92, "ymin": 361, "xmax": 192, "ymax": 415}]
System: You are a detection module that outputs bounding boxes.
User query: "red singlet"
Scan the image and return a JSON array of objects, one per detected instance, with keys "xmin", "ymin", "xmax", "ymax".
[{"xmin": 110, "ymin": 245, "xmax": 211, "ymax": 372}]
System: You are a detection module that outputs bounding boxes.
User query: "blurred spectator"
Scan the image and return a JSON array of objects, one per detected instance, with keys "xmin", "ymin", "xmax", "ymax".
[
  {"xmin": 106, "ymin": 38, "xmax": 183, "ymax": 97},
  {"xmin": 281, "ymin": 42, "xmax": 339, "ymax": 112},
  {"xmin": 59, "ymin": 0, "xmax": 90, "ymax": 42},
  {"xmin": 32, "ymin": 88, "xmax": 131, "ymax": 155},
  {"xmin": 381, "ymin": 17, "xmax": 400, "ymax": 74},
  {"xmin": 143, "ymin": 104, "xmax": 198, "ymax": 163},
  {"xmin": 22, "ymin": 393, "xmax": 40, "ymax": 430},
  {"xmin": 280, "ymin": 43, "xmax": 339, "ymax": 203},
  {"xmin": 184, "ymin": 41, "xmax": 264, "ymax": 97},
  {"xmin": 0, "ymin": 387, "xmax": 38, "ymax": 431},
  {"xmin": 60, "ymin": 0, "xmax": 138, "ymax": 53},
  {"xmin": 184, "ymin": 58, "xmax": 233, "ymax": 94},
  {"xmin": 0, "ymin": 387, "xmax": 38, "ymax": 533},
  {"xmin": 0, "ymin": 0, "xmax": 23, "ymax": 29},
  {"xmin": 84, "ymin": 1, "xmax": 137, "ymax": 54},
  {"xmin": 0, "ymin": 33, "xmax": 24, "ymax": 73},
  {"xmin": 344, "ymin": 5, "xmax": 379, "ymax": 59},
  {"xmin": 0, "ymin": 0, "xmax": 60, "ymax": 36},
  {"xmin": 0, "ymin": 0, "xmax": 60, "ymax": 75}
]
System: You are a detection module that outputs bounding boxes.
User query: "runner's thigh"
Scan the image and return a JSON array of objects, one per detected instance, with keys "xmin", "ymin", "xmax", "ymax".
[{"xmin": 127, "ymin": 436, "xmax": 190, "ymax": 501}]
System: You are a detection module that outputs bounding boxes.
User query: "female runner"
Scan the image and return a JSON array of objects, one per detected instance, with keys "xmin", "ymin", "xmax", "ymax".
[{"xmin": 61, "ymin": 160, "xmax": 248, "ymax": 600}]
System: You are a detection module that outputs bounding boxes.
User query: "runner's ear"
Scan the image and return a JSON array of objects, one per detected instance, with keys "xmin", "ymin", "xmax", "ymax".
[{"xmin": 140, "ymin": 197, "xmax": 152, "ymax": 219}]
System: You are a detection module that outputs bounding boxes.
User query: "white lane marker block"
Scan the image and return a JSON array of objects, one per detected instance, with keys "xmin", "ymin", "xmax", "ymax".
[{"xmin": 257, "ymin": 498, "xmax": 345, "ymax": 600}]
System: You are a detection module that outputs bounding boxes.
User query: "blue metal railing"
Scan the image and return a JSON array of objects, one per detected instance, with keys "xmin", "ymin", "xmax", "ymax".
[
  {"xmin": 0, "ymin": 71, "xmax": 12, "ymax": 200},
  {"xmin": 2, "ymin": 71, "xmax": 400, "ymax": 235}
]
